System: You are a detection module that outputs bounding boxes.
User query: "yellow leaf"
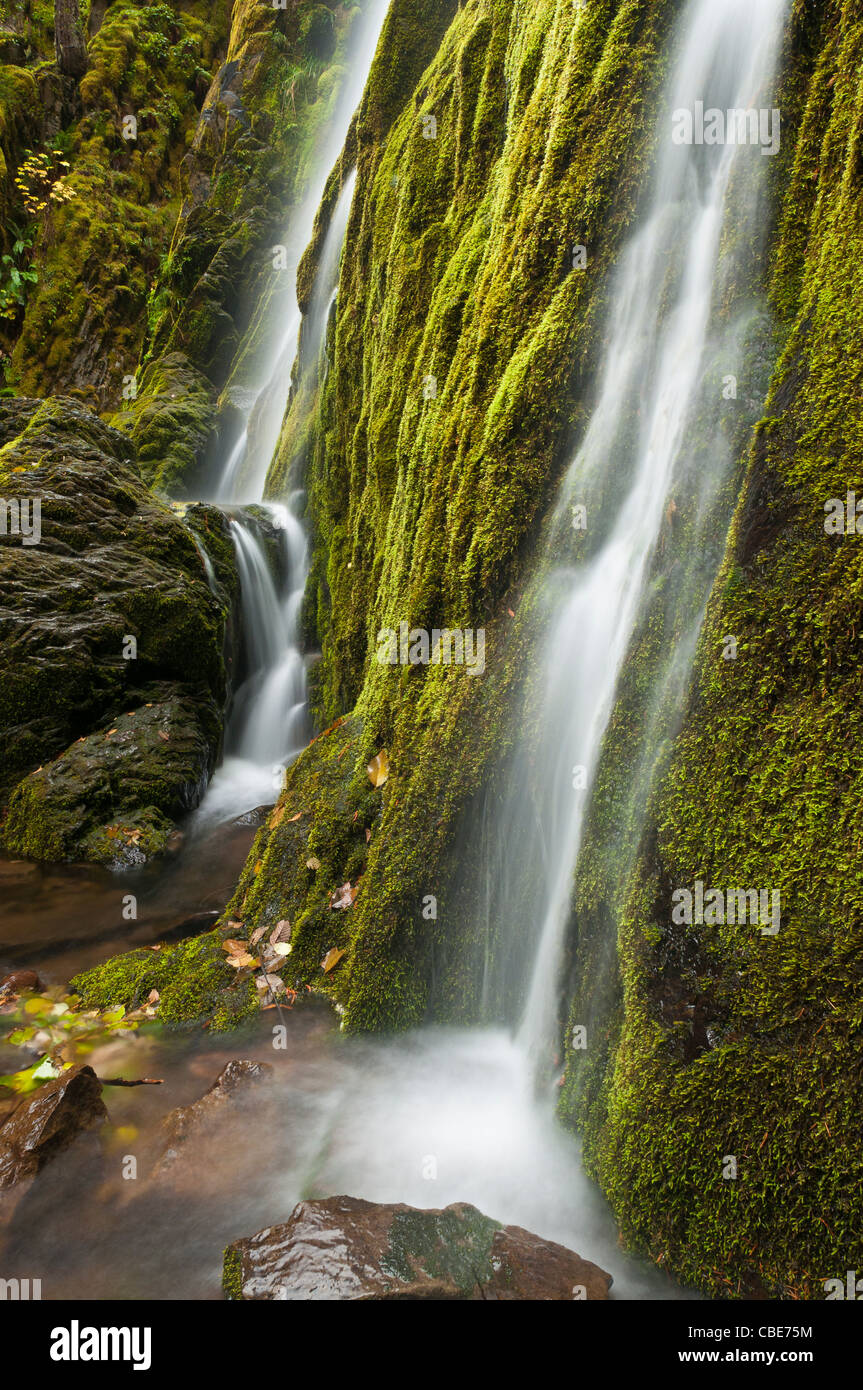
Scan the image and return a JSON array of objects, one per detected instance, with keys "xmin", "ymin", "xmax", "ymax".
[
  {"xmin": 322, "ymin": 948, "xmax": 345, "ymax": 974},
  {"xmin": 367, "ymin": 749, "xmax": 390, "ymax": 788}
]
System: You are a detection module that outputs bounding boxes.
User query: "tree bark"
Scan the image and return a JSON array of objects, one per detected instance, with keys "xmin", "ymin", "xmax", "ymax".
[{"xmin": 54, "ymin": 0, "xmax": 89, "ymax": 78}]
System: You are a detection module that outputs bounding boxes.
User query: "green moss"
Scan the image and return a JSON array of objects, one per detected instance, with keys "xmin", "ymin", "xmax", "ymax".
[
  {"xmin": 558, "ymin": 0, "xmax": 863, "ymax": 1299},
  {"xmin": 71, "ymin": 929, "xmax": 257, "ymax": 1031},
  {"xmin": 254, "ymin": 0, "xmax": 680, "ymax": 1032},
  {"xmin": 222, "ymin": 1245, "xmax": 244, "ymax": 1300},
  {"xmin": 4, "ymin": 1, "xmax": 234, "ymax": 406}
]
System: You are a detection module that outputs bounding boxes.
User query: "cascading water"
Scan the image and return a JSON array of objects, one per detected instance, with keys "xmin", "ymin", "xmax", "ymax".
[
  {"xmin": 198, "ymin": 172, "xmax": 361, "ymax": 823},
  {"xmin": 483, "ymin": 0, "xmax": 789, "ymax": 1073},
  {"xmin": 212, "ymin": 4, "xmax": 390, "ymax": 505},
  {"xmin": 196, "ymin": 504, "xmax": 311, "ymax": 823},
  {"xmin": 194, "ymin": 3, "xmax": 390, "ymax": 824}
]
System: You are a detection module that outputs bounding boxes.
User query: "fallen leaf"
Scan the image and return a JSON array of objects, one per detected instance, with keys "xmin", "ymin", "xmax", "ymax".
[
  {"xmin": 158, "ymin": 730, "xmax": 170, "ymax": 742},
  {"xmin": 367, "ymin": 749, "xmax": 390, "ymax": 788},
  {"xmin": 249, "ymin": 926, "xmax": 266, "ymax": 947},
  {"xmin": 270, "ymin": 920, "xmax": 292, "ymax": 945},
  {"xmin": 330, "ymin": 882, "xmax": 358, "ymax": 911},
  {"xmin": 222, "ymin": 939, "xmax": 249, "ymax": 957},
  {"xmin": 306, "ymin": 856, "xmax": 320, "ymax": 871},
  {"xmin": 271, "ymin": 942, "xmax": 292, "ymax": 957},
  {"xmin": 365, "ymin": 828, "xmax": 371, "ymax": 843},
  {"xmin": 147, "ymin": 989, "xmax": 160, "ymax": 1005},
  {"xmin": 288, "ymin": 811, "xmax": 303, "ymax": 823},
  {"xmin": 226, "ymin": 952, "xmax": 258, "ymax": 971},
  {"xmin": 322, "ymin": 947, "xmax": 346, "ymax": 974},
  {"xmin": 270, "ymin": 805, "xmax": 285, "ymax": 829},
  {"xmin": 106, "ymin": 728, "xmax": 117, "ymax": 737}
]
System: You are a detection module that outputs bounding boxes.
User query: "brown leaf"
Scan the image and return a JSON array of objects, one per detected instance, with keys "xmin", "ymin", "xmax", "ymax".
[
  {"xmin": 226, "ymin": 952, "xmax": 257, "ymax": 971},
  {"xmin": 330, "ymin": 882, "xmax": 358, "ymax": 911},
  {"xmin": 222, "ymin": 939, "xmax": 249, "ymax": 957},
  {"xmin": 367, "ymin": 749, "xmax": 390, "ymax": 788},
  {"xmin": 322, "ymin": 947, "xmax": 346, "ymax": 974},
  {"xmin": 158, "ymin": 730, "xmax": 170, "ymax": 742},
  {"xmin": 288, "ymin": 811, "xmax": 303, "ymax": 823},
  {"xmin": 306, "ymin": 856, "xmax": 321, "ymax": 871},
  {"xmin": 249, "ymin": 926, "xmax": 266, "ymax": 947},
  {"xmin": 270, "ymin": 805, "xmax": 285, "ymax": 829}
]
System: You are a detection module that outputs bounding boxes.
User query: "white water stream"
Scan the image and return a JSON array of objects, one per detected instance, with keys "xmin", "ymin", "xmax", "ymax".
[
  {"xmin": 195, "ymin": 5, "xmax": 388, "ymax": 825},
  {"xmin": 483, "ymin": 0, "xmax": 790, "ymax": 1073}
]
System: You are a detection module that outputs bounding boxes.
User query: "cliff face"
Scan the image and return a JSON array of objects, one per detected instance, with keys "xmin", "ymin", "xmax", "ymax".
[{"xmin": 6, "ymin": 0, "xmax": 862, "ymax": 1298}]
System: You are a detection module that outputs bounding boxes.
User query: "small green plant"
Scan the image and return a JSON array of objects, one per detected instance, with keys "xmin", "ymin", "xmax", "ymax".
[{"xmin": 0, "ymin": 230, "xmax": 38, "ymax": 321}]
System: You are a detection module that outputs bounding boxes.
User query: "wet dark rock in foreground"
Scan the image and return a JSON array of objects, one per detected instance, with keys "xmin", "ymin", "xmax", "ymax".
[
  {"xmin": 0, "ymin": 1064, "xmax": 107, "ymax": 1198},
  {"xmin": 223, "ymin": 1195, "xmax": 613, "ymax": 1301}
]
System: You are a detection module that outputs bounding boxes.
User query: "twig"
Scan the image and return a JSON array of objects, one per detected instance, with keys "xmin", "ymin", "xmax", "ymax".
[{"xmin": 98, "ymin": 1076, "xmax": 164, "ymax": 1087}]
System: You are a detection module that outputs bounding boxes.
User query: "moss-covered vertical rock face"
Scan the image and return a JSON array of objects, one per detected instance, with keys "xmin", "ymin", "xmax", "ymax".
[
  {"xmin": 0, "ymin": 395, "xmax": 237, "ymax": 865},
  {"xmin": 248, "ymin": 0, "xmax": 681, "ymax": 1029},
  {"xmin": 558, "ymin": 0, "xmax": 863, "ymax": 1298}
]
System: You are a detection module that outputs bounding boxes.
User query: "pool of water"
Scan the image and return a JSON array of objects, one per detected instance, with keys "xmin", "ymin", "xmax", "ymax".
[{"xmin": 0, "ymin": 822, "xmax": 688, "ymax": 1303}]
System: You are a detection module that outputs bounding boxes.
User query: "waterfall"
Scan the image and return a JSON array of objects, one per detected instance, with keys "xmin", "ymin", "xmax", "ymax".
[
  {"xmin": 212, "ymin": 3, "xmax": 391, "ymax": 506},
  {"xmin": 194, "ymin": 5, "xmax": 391, "ymax": 823},
  {"xmin": 484, "ymin": 0, "xmax": 789, "ymax": 1071}
]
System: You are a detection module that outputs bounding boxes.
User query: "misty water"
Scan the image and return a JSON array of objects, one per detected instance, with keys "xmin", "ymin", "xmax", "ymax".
[{"xmin": 1, "ymin": 0, "xmax": 789, "ymax": 1300}]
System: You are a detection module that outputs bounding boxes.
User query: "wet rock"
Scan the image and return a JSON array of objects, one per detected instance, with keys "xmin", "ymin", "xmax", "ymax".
[
  {"xmin": 223, "ymin": 1196, "xmax": 612, "ymax": 1301},
  {"xmin": 0, "ymin": 397, "xmax": 238, "ymax": 864},
  {"xmin": 0, "ymin": 969, "xmax": 42, "ymax": 996},
  {"xmin": 0, "ymin": 1065, "xmax": 107, "ymax": 1192},
  {"xmin": 153, "ymin": 1059, "xmax": 273, "ymax": 1176},
  {"xmin": 486, "ymin": 1223, "xmax": 612, "ymax": 1300}
]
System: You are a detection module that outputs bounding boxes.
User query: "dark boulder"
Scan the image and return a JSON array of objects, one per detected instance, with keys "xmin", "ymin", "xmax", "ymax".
[{"xmin": 0, "ymin": 397, "xmax": 237, "ymax": 865}]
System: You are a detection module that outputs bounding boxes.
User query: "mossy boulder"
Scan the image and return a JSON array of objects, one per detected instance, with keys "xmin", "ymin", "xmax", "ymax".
[
  {"xmin": 3, "ymin": 689, "xmax": 217, "ymax": 865},
  {"xmin": 0, "ymin": 395, "xmax": 237, "ymax": 863},
  {"xmin": 71, "ymin": 928, "xmax": 257, "ymax": 1031}
]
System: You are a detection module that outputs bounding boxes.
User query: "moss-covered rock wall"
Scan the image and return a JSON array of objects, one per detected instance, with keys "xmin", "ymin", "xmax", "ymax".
[{"xmin": 558, "ymin": 0, "xmax": 863, "ymax": 1299}]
